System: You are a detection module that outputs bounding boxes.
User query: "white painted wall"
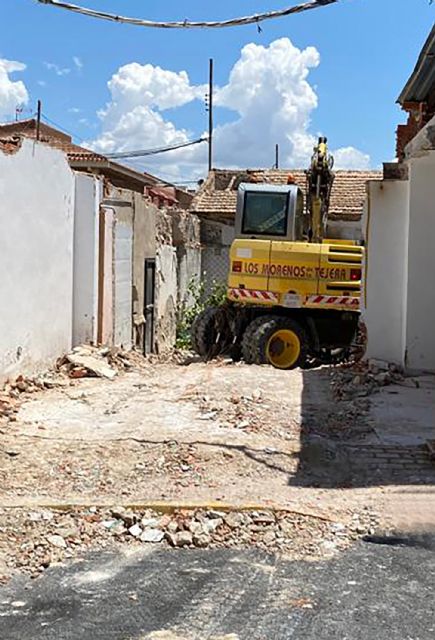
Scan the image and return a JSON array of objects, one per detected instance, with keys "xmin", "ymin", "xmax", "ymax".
[
  {"xmin": 405, "ymin": 152, "xmax": 435, "ymax": 372},
  {"xmin": 72, "ymin": 173, "xmax": 102, "ymax": 347},
  {"xmin": 363, "ymin": 179, "xmax": 409, "ymax": 366},
  {"xmin": 0, "ymin": 139, "xmax": 75, "ymax": 380}
]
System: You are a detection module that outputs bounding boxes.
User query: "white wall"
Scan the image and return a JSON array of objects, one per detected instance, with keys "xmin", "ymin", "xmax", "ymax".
[
  {"xmin": 0, "ymin": 139, "xmax": 75, "ymax": 380},
  {"xmin": 72, "ymin": 173, "xmax": 102, "ymax": 347},
  {"xmin": 405, "ymin": 152, "xmax": 435, "ymax": 372},
  {"xmin": 363, "ymin": 179, "xmax": 409, "ymax": 366}
]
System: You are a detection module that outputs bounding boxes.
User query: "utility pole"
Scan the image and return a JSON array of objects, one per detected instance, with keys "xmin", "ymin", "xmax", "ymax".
[
  {"xmin": 36, "ymin": 100, "xmax": 42, "ymax": 141},
  {"xmin": 275, "ymin": 143, "xmax": 279, "ymax": 169},
  {"xmin": 208, "ymin": 58, "xmax": 214, "ymax": 173}
]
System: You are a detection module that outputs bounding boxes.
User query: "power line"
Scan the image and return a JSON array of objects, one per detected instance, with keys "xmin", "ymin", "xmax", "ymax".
[
  {"xmin": 106, "ymin": 137, "xmax": 207, "ymax": 159},
  {"xmin": 40, "ymin": 112, "xmax": 85, "ymax": 143},
  {"xmin": 36, "ymin": 0, "xmax": 341, "ymax": 29}
]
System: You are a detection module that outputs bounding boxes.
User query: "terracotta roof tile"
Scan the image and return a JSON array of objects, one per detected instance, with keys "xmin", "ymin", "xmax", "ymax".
[{"xmin": 192, "ymin": 168, "xmax": 382, "ymax": 222}]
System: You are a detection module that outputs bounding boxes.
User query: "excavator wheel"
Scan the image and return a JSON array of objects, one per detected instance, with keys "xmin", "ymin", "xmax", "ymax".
[
  {"xmin": 191, "ymin": 307, "xmax": 221, "ymax": 358},
  {"xmin": 243, "ymin": 315, "xmax": 308, "ymax": 370},
  {"xmin": 241, "ymin": 316, "xmax": 269, "ymax": 364},
  {"xmin": 191, "ymin": 306, "xmax": 238, "ymax": 360}
]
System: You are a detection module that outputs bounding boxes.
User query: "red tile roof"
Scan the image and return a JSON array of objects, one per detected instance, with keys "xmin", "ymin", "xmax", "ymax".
[{"xmin": 192, "ymin": 168, "xmax": 382, "ymax": 222}]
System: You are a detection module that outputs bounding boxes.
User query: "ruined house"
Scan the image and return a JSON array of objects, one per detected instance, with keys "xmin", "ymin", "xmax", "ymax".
[
  {"xmin": 0, "ymin": 120, "xmax": 200, "ymax": 380},
  {"xmin": 363, "ymin": 25, "xmax": 435, "ymax": 372}
]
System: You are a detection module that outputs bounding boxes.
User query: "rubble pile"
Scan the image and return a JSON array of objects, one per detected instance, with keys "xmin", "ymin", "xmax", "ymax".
[
  {"xmin": 0, "ymin": 505, "xmax": 380, "ymax": 582},
  {"xmin": 330, "ymin": 360, "xmax": 405, "ymax": 401},
  {"xmin": 58, "ymin": 344, "xmax": 144, "ymax": 379},
  {"xmin": 0, "ymin": 373, "xmax": 69, "ymax": 421},
  {"xmin": 0, "ymin": 345, "xmax": 146, "ymax": 422}
]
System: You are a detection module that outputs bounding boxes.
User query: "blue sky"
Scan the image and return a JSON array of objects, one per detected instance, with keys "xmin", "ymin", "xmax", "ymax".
[{"xmin": 0, "ymin": 0, "xmax": 433, "ymax": 181}]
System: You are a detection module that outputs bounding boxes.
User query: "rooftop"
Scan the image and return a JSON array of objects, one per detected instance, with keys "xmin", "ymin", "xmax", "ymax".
[
  {"xmin": 398, "ymin": 25, "xmax": 435, "ymax": 107},
  {"xmin": 0, "ymin": 119, "xmax": 191, "ymax": 204},
  {"xmin": 192, "ymin": 168, "xmax": 382, "ymax": 223}
]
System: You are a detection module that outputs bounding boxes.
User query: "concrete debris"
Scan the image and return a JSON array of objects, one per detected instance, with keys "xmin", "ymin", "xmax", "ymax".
[
  {"xmin": 66, "ymin": 351, "xmax": 117, "ymax": 380},
  {"xmin": 140, "ymin": 529, "xmax": 165, "ymax": 543},
  {"xmin": 166, "ymin": 530, "xmax": 194, "ymax": 548},
  {"xmin": 330, "ymin": 360, "xmax": 406, "ymax": 402},
  {"xmin": 128, "ymin": 524, "xmax": 143, "ymax": 538},
  {"xmin": 46, "ymin": 534, "xmax": 67, "ymax": 549},
  {"xmin": 0, "ymin": 504, "xmax": 381, "ymax": 583}
]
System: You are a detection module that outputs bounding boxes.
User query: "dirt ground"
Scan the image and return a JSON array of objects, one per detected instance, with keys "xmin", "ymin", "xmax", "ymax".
[{"xmin": 1, "ymin": 355, "xmax": 434, "ymax": 581}]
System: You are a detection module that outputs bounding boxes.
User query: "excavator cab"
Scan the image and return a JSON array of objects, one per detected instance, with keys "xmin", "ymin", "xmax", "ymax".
[{"xmin": 234, "ymin": 183, "xmax": 306, "ymax": 242}]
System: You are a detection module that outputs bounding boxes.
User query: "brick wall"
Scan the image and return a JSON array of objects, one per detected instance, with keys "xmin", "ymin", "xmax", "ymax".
[{"xmin": 396, "ymin": 113, "xmax": 420, "ymax": 160}]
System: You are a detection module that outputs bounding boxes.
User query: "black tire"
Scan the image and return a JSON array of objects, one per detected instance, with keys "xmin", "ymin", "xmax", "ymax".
[
  {"xmin": 244, "ymin": 315, "xmax": 309, "ymax": 370},
  {"xmin": 190, "ymin": 307, "xmax": 220, "ymax": 357},
  {"xmin": 241, "ymin": 316, "xmax": 268, "ymax": 364}
]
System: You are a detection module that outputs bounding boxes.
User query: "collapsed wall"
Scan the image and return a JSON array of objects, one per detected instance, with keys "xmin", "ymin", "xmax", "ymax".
[{"xmin": 155, "ymin": 208, "xmax": 201, "ymax": 353}]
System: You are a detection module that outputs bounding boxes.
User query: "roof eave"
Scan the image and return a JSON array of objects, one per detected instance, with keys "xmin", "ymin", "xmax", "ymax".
[
  {"xmin": 69, "ymin": 158, "xmax": 158, "ymax": 187},
  {"xmin": 398, "ymin": 26, "xmax": 435, "ymax": 105}
]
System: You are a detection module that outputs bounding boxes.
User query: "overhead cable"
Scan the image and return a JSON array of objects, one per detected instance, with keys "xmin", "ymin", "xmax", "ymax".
[
  {"xmin": 36, "ymin": 0, "xmax": 341, "ymax": 29},
  {"xmin": 106, "ymin": 137, "xmax": 207, "ymax": 159}
]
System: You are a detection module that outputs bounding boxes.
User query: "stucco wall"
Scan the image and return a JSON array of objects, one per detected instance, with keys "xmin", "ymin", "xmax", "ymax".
[
  {"xmin": 155, "ymin": 244, "xmax": 178, "ymax": 352},
  {"xmin": 0, "ymin": 139, "xmax": 75, "ymax": 380},
  {"xmin": 72, "ymin": 173, "xmax": 102, "ymax": 347},
  {"xmin": 405, "ymin": 152, "xmax": 435, "ymax": 372},
  {"xmin": 363, "ymin": 179, "xmax": 409, "ymax": 366},
  {"xmin": 133, "ymin": 194, "xmax": 156, "ymax": 348},
  {"xmin": 172, "ymin": 209, "xmax": 201, "ymax": 306}
]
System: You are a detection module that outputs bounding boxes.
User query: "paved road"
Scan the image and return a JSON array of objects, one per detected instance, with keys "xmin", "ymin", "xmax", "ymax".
[{"xmin": 1, "ymin": 537, "xmax": 435, "ymax": 640}]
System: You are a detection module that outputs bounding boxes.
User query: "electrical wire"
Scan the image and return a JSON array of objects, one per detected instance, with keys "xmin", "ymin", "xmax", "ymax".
[
  {"xmin": 36, "ymin": 0, "xmax": 341, "ymax": 29},
  {"xmin": 40, "ymin": 112, "xmax": 85, "ymax": 142},
  {"xmin": 106, "ymin": 137, "xmax": 207, "ymax": 159}
]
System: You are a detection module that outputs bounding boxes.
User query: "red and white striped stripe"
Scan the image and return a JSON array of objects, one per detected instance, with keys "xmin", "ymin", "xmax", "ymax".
[
  {"xmin": 229, "ymin": 288, "xmax": 278, "ymax": 303},
  {"xmin": 306, "ymin": 295, "xmax": 360, "ymax": 307}
]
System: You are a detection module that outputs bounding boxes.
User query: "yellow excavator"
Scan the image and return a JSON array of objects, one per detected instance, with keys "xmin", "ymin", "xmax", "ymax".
[{"xmin": 192, "ymin": 137, "xmax": 364, "ymax": 369}]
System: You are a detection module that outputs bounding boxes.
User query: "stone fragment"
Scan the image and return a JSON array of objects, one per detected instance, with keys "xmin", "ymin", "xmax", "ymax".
[
  {"xmin": 193, "ymin": 533, "xmax": 211, "ymax": 548},
  {"xmin": 140, "ymin": 517, "xmax": 160, "ymax": 529},
  {"xmin": 252, "ymin": 511, "xmax": 275, "ymax": 525},
  {"xmin": 66, "ymin": 353, "xmax": 117, "ymax": 379},
  {"xmin": 128, "ymin": 524, "xmax": 143, "ymax": 538},
  {"xmin": 166, "ymin": 531, "xmax": 193, "ymax": 547},
  {"xmin": 202, "ymin": 518, "xmax": 223, "ymax": 534},
  {"xmin": 46, "ymin": 535, "xmax": 67, "ymax": 549},
  {"xmin": 262, "ymin": 530, "xmax": 276, "ymax": 546},
  {"xmin": 140, "ymin": 529, "xmax": 164, "ymax": 543},
  {"xmin": 224, "ymin": 512, "xmax": 250, "ymax": 529}
]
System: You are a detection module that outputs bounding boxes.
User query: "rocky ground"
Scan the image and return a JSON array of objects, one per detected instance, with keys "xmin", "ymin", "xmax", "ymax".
[{"xmin": 0, "ymin": 347, "xmax": 433, "ymax": 584}]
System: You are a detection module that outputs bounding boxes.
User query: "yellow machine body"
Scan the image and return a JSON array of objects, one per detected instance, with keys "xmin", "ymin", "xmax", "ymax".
[{"xmin": 228, "ymin": 239, "xmax": 363, "ymax": 311}]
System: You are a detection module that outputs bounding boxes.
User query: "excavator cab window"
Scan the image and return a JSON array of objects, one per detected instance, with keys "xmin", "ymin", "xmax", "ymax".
[{"xmin": 242, "ymin": 191, "xmax": 289, "ymax": 237}]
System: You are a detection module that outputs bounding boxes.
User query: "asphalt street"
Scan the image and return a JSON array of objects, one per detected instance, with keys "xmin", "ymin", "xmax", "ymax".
[{"xmin": 1, "ymin": 535, "xmax": 434, "ymax": 640}]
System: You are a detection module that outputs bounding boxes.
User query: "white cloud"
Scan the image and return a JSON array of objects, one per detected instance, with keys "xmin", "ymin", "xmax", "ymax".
[
  {"xmin": 0, "ymin": 59, "xmax": 29, "ymax": 120},
  {"xmin": 44, "ymin": 62, "xmax": 71, "ymax": 76},
  {"xmin": 89, "ymin": 38, "xmax": 371, "ymax": 180},
  {"xmin": 68, "ymin": 107, "xmax": 81, "ymax": 114},
  {"xmin": 332, "ymin": 146, "xmax": 371, "ymax": 170},
  {"xmin": 73, "ymin": 56, "xmax": 83, "ymax": 71}
]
